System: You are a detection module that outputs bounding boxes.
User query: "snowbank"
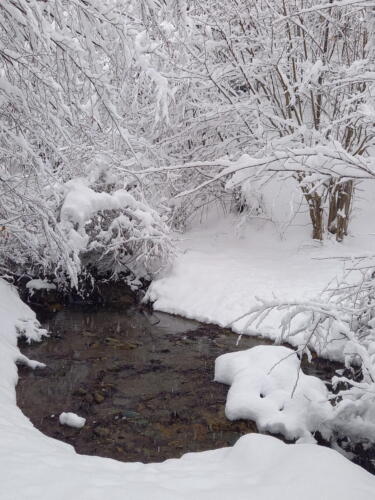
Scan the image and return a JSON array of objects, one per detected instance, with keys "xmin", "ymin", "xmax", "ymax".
[
  {"xmin": 1, "ymin": 278, "xmax": 375, "ymax": 499},
  {"xmin": 215, "ymin": 345, "xmax": 332, "ymax": 442},
  {"xmin": 147, "ymin": 214, "xmax": 375, "ymax": 360}
]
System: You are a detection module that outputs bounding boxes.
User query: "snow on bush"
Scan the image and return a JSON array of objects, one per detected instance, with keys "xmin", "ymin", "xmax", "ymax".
[
  {"xmin": 215, "ymin": 345, "xmax": 332, "ymax": 443},
  {"xmin": 233, "ymin": 176, "xmax": 308, "ymax": 240},
  {"xmin": 59, "ymin": 178, "xmax": 174, "ymax": 283},
  {"xmin": 26, "ymin": 280, "xmax": 56, "ymax": 292},
  {"xmin": 0, "ymin": 0, "xmax": 176, "ymax": 287},
  {"xmin": 2, "ymin": 0, "xmax": 374, "ymax": 286}
]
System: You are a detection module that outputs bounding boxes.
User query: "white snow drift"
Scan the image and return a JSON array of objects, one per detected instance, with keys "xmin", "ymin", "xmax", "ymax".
[{"xmin": 215, "ymin": 345, "xmax": 332, "ymax": 443}]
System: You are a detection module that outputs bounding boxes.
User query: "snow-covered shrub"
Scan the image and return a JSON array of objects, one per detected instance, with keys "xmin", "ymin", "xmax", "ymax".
[
  {"xmin": 0, "ymin": 0, "xmax": 176, "ymax": 286},
  {"xmin": 59, "ymin": 178, "xmax": 174, "ymax": 282},
  {"xmin": 0, "ymin": 165, "xmax": 78, "ymax": 285},
  {"xmin": 2, "ymin": 0, "xmax": 375, "ymax": 285},
  {"xmin": 231, "ymin": 175, "xmax": 309, "ymax": 239},
  {"xmin": 168, "ymin": 183, "xmax": 232, "ymax": 231},
  {"xmin": 150, "ymin": 0, "xmax": 375, "ymax": 242}
]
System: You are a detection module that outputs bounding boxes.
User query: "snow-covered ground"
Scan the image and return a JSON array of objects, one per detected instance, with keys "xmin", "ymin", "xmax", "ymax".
[
  {"xmin": 148, "ymin": 211, "xmax": 375, "ymax": 356},
  {"xmin": 2, "ymin": 279, "xmax": 375, "ymax": 499}
]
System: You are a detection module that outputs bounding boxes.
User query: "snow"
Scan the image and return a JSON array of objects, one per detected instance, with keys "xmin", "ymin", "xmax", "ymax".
[
  {"xmin": 1, "ymin": 278, "xmax": 375, "ymax": 499},
  {"xmin": 60, "ymin": 178, "xmax": 136, "ymax": 231},
  {"xmin": 26, "ymin": 279, "xmax": 56, "ymax": 291},
  {"xmin": 58, "ymin": 177, "xmax": 173, "ymax": 283},
  {"xmin": 59, "ymin": 412, "xmax": 86, "ymax": 429},
  {"xmin": 147, "ymin": 212, "xmax": 375, "ymax": 360},
  {"xmin": 215, "ymin": 345, "xmax": 332, "ymax": 443}
]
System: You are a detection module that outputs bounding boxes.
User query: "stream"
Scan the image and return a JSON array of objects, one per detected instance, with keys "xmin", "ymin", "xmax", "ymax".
[{"xmin": 17, "ymin": 304, "xmax": 351, "ymax": 466}]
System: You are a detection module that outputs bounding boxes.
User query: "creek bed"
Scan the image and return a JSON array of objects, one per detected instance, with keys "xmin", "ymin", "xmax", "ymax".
[{"xmin": 17, "ymin": 305, "xmax": 338, "ymax": 464}]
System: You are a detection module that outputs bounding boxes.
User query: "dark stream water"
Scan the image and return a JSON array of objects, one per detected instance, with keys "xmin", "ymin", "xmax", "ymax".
[{"xmin": 17, "ymin": 305, "xmax": 341, "ymax": 465}]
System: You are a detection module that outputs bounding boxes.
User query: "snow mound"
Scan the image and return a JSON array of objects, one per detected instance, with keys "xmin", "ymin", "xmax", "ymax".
[
  {"xmin": 59, "ymin": 412, "xmax": 86, "ymax": 429},
  {"xmin": 215, "ymin": 345, "xmax": 333, "ymax": 442}
]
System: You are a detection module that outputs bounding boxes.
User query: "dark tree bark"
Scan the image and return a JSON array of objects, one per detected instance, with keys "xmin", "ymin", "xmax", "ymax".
[{"xmin": 328, "ymin": 181, "xmax": 353, "ymax": 242}]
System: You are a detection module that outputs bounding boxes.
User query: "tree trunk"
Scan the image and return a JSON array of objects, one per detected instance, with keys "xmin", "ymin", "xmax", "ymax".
[
  {"xmin": 298, "ymin": 176, "xmax": 324, "ymax": 241},
  {"xmin": 328, "ymin": 181, "xmax": 353, "ymax": 242},
  {"xmin": 308, "ymin": 193, "xmax": 324, "ymax": 241}
]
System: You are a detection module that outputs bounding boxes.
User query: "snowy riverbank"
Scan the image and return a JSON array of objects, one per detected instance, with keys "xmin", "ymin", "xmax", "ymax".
[
  {"xmin": 148, "ymin": 213, "xmax": 375, "ymax": 360},
  {"xmin": 1, "ymin": 279, "xmax": 375, "ymax": 498}
]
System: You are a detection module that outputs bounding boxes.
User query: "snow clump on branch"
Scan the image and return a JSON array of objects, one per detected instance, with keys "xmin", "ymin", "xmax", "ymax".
[{"xmin": 59, "ymin": 178, "xmax": 174, "ymax": 284}]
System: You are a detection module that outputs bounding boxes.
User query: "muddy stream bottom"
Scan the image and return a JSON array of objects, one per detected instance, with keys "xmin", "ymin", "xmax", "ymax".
[{"xmin": 17, "ymin": 306, "xmax": 337, "ymax": 464}]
